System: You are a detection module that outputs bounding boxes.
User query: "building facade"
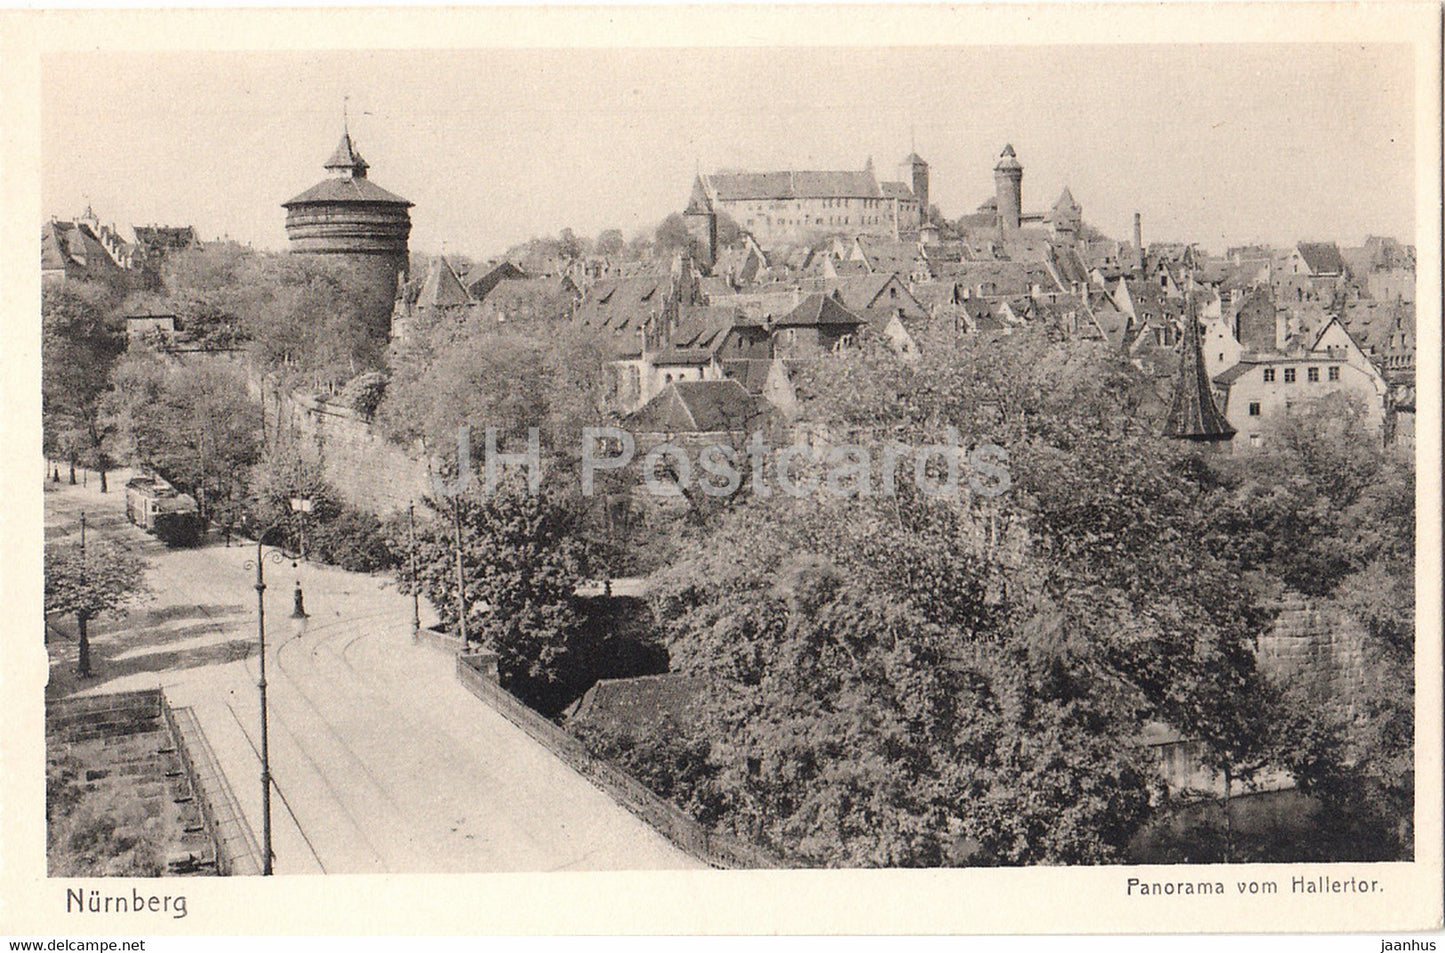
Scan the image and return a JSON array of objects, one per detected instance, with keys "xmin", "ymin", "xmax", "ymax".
[{"xmin": 686, "ymin": 155, "xmax": 926, "ymax": 253}]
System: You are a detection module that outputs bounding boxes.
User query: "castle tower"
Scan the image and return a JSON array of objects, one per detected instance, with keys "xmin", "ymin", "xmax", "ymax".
[
  {"xmin": 993, "ymin": 144, "xmax": 1023, "ymax": 232},
  {"xmin": 907, "ymin": 152, "xmax": 930, "ymax": 227},
  {"xmin": 683, "ymin": 175, "xmax": 718, "ymax": 272},
  {"xmin": 283, "ymin": 129, "xmax": 413, "ymax": 339},
  {"xmin": 1049, "ymin": 187, "xmax": 1082, "ymax": 242}
]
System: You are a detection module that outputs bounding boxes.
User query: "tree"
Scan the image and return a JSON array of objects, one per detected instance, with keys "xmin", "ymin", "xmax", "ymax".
[
  {"xmin": 45, "ymin": 539, "xmax": 150, "ymax": 678},
  {"xmin": 715, "ymin": 212, "xmax": 743, "ymax": 247},
  {"xmin": 595, "ymin": 228, "xmax": 625, "ymax": 258},
  {"xmin": 403, "ymin": 477, "xmax": 592, "ymax": 708},
  {"xmin": 105, "ymin": 354, "xmax": 261, "ymax": 528},
  {"xmin": 42, "ymin": 281, "xmax": 127, "ymax": 491},
  {"xmin": 557, "ymin": 228, "xmax": 589, "ymax": 262},
  {"xmin": 653, "ymin": 213, "xmax": 690, "ymax": 253},
  {"xmin": 637, "ymin": 325, "xmax": 1286, "ymax": 865}
]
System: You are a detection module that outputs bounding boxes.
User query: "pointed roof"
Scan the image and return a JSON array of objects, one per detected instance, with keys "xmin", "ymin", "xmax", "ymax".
[
  {"xmin": 1163, "ymin": 301, "xmax": 1236, "ymax": 441},
  {"xmin": 417, "ymin": 256, "xmax": 473, "ymax": 310},
  {"xmin": 995, "ymin": 144, "xmax": 1022, "ymax": 173},
  {"xmin": 685, "ymin": 175, "xmax": 712, "ymax": 215},
  {"xmin": 1052, "ymin": 187, "xmax": 1079, "ymax": 212},
  {"xmin": 906, "ymin": 151, "xmax": 928, "ymax": 166},
  {"xmin": 324, "ymin": 131, "xmax": 369, "ymax": 175},
  {"xmin": 625, "ymin": 379, "xmax": 761, "ymax": 434},
  {"xmin": 774, "ymin": 292, "xmax": 866, "ymax": 328}
]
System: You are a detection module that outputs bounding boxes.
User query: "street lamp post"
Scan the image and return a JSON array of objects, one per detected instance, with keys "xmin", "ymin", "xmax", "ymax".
[
  {"xmin": 244, "ymin": 496, "xmax": 311, "ymax": 876},
  {"xmin": 452, "ymin": 494, "xmax": 469, "ymax": 646},
  {"xmin": 407, "ymin": 502, "xmax": 420, "ymax": 640}
]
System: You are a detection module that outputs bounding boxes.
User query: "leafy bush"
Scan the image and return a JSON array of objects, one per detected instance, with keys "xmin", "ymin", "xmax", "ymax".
[
  {"xmin": 308, "ymin": 505, "xmax": 396, "ymax": 573},
  {"xmin": 340, "ymin": 370, "xmax": 389, "ymax": 420}
]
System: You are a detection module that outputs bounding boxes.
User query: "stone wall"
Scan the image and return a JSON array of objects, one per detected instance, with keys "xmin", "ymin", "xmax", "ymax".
[
  {"xmin": 1256, "ymin": 595, "xmax": 1370, "ymax": 702},
  {"xmin": 280, "ymin": 391, "xmax": 434, "ymax": 518}
]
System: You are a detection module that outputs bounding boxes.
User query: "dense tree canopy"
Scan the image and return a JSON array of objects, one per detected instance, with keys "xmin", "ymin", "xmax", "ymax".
[
  {"xmin": 42, "ymin": 281, "xmax": 128, "ymax": 487},
  {"xmin": 104, "ymin": 351, "xmax": 261, "ymax": 528},
  {"xmin": 635, "ymin": 326, "xmax": 1299, "ymax": 865}
]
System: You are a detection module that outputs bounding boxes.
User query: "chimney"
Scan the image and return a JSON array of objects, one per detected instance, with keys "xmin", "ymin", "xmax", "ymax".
[{"xmin": 1133, "ymin": 212, "xmax": 1145, "ymax": 276}]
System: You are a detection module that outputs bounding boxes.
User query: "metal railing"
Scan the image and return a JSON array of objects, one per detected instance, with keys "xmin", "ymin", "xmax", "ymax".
[{"xmin": 160, "ymin": 693, "xmax": 263, "ymax": 876}]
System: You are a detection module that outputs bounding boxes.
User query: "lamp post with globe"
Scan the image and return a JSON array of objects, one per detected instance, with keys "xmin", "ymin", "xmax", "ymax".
[{"xmin": 243, "ymin": 495, "xmax": 311, "ymax": 876}]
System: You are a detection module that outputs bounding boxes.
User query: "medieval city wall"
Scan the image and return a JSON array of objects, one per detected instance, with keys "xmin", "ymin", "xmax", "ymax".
[
  {"xmin": 1256, "ymin": 595, "xmax": 1371, "ymax": 700},
  {"xmin": 279, "ymin": 391, "xmax": 434, "ymax": 518}
]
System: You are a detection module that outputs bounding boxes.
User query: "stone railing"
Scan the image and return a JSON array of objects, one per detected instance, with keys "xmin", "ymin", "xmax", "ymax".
[{"xmin": 453, "ymin": 651, "xmax": 780, "ymax": 869}]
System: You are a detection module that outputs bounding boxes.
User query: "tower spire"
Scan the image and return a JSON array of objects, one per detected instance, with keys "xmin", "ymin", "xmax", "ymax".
[{"xmin": 1163, "ymin": 295, "xmax": 1235, "ymax": 442}]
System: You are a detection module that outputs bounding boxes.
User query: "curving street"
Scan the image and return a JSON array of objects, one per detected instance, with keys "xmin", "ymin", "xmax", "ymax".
[{"xmin": 44, "ymin": 471, "xmax": 700, "ymax": 874}]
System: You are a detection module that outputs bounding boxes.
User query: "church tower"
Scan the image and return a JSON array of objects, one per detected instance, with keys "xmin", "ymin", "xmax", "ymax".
[
  {"xmin": 993, "ymin": 144, "xmax": 1023, "ymax": 232},
  {"xmin": 283, "ymin": 128, "xmax": 413, "ymax": 338}
]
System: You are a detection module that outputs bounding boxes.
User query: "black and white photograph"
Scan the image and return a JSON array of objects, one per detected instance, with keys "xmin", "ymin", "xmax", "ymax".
[{"xmin": 3, "ymin": 2, "xmax": 1441, "ymax": 940}]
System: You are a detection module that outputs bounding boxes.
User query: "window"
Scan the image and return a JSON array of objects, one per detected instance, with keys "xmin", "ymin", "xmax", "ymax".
[
  {"xmin": 1329, "ymin": 366, "xmax": 1340, "ymax": 381},
  {"xmin": 1248, "ymin": 402, "xmax": 1261, "ymax": 416},
  {"xmin": 1307, "ymin": 367, "xmax": 1319, "ymax": 382},
  {"xmin": 1250, "ymin": 433, "xmax": 1262, "ymax": 448},
  {"xmin": 1263, "ymin": 368, "xmax": 1276, "ymax": 382},
  {"xmin": 1283, "ymin": 368, "xmax": 1296, "ymax": 383}
]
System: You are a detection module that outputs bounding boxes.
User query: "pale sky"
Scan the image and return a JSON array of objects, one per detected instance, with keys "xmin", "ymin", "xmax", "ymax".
[{"xmin": 42, "ymin": 44, "xmax": 1414, "ymax": 258}]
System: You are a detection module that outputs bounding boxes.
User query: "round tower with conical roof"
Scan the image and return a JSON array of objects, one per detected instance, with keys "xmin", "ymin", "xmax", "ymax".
[
  {"xmin": 283, "ymin": 129, "xmax": 413, "ymax": 338},
  {"xmin": 993, "ymin": 144, "xmax": 1023, "ymax": 232}
]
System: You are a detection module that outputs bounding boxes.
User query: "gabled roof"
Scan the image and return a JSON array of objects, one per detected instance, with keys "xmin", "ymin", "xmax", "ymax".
[
  {"xmin": 1295, "ymin": 241, "xmax": 1346, "ymax": 276},
  {"xmin": 878, "ymin": 180, "xmax": 916, "ymax": 201},
  {"xmin": 465, "ymin": 260, "xmax": 527, "ymax": 301},
  {"xmin": 625, "ymin": 379, "xmax": 761, "ymax": 434},
  {"xmin": 417, "ymin": 256, "xmax": 473, "ymax": 310},
  {"xmin": 704, "ymin": 169, "xmax": 881, "ymax": 201},
  {"xmin": 774, "ymin": 292, "xmax": 865, "ymax": 328}
]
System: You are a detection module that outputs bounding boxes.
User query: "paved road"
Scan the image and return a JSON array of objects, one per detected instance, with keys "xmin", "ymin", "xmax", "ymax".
[{"xmin": 44, "ymin": 473, "xmax": 699, "ymax": 873}]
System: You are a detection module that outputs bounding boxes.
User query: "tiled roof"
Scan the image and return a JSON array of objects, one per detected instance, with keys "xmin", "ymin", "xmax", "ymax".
[
  {"xmin": 994, "ymin": 143, "xmax": 1022, "ymax": 172},
  {"xmin": 324, "ymin": 132, "xmax": 368, "ymax": 172},
  {"xmin": 722, "ymin": 358, "xmax": 776, "ymax": 395},
  {"xmin": 464, "ymin": 260, "xmax": 527, "ymax": 301},
  {"xmin": 878, "ymin": 181, "xmax": 916, "ymax": 201},
  {"xmin": 625, "ymin": 379, "xmax": 760, "ymax": 433},
  {"xmin": 1295, "ymin": 242, "xmax": 1346, "ymax": 276},
  {"xmin": 651, "ymin": 347, "xmax": 719, "ymax": 368},
  {"xmin": 417, "ymin": 256, "xmax": 473, "ymax": 310},
  {"xmin": 1163, "ymin": 309, "xmax": 1235, "ymax": 441},
  {"xmin": 705, "ymin": 169, "xmax": 881, "ymax": 201},
  {"xmin": 774, "ymin": 293, "xmax": 865, "ymax": 328},
  {"xmin": 1213, "ymin": 361, "xmax": 1259, "ymax": 386},
  {"xmin": 283, "ymin": 176, "xmax": 412, "ymax": 207}
]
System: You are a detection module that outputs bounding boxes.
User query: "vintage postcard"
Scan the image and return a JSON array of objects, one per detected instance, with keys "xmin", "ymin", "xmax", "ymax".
[{"xmin": 1, "ymin": 2, "xmax": 1440, "ymax": 939}]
